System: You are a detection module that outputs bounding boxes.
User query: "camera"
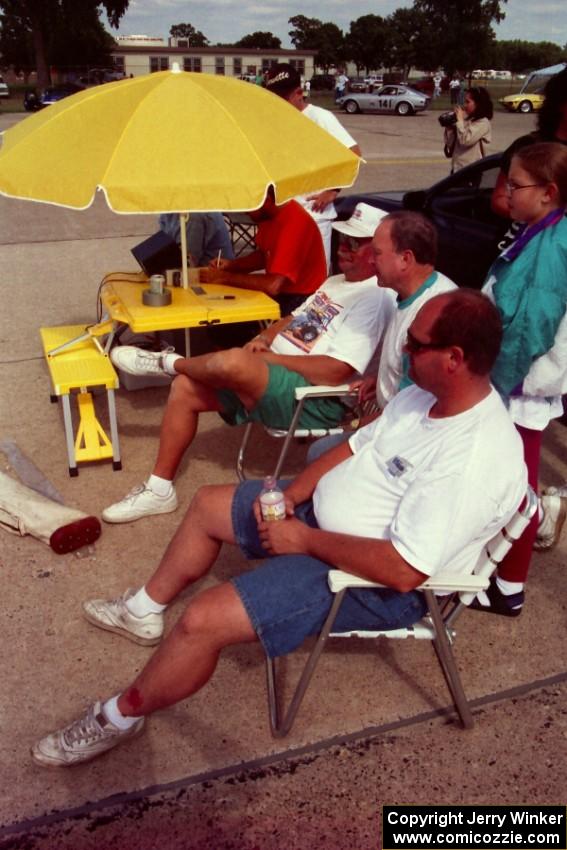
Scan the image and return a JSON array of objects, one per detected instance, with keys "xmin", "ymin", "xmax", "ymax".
[{"xmin": 438, "ymin": 111, "xmax": 458, "ymax": 128}]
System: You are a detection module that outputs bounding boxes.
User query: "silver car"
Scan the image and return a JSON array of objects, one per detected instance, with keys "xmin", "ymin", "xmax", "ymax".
[{"xmin": 337, "ymin": 84, "xmax": 429, "ymax": 116}]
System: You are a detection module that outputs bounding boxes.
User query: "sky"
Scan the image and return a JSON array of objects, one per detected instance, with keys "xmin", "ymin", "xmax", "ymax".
[{"xmin": 108, "ymin": 0, "xmax": 567, "ymax": 49}]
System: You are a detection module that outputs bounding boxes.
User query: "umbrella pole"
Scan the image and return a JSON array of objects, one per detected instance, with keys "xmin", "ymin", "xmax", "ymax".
[{"xmin": 179, "ymin": 212, "xmax": 191, "ymax": 356}]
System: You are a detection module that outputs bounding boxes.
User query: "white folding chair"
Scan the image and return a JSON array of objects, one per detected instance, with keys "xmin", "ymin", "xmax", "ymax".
[
  {"xmin": 265, "ymin": 486, "xmax": 538, "ymax": 737},
  {"xmin": 236, "ymin": 383, "xmax": 365, "ymax": 481}
]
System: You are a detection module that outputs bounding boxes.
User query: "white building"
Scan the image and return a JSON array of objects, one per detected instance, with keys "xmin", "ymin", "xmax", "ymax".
[{"xmin": 111, "ymin": 38, "xmax": 316, "ymax": 80}]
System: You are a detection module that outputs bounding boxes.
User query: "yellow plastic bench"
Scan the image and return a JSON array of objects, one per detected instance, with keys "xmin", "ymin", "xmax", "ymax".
[{"xmin": 40, "ymin": 325, "xmax": 122, "ymax": 477}]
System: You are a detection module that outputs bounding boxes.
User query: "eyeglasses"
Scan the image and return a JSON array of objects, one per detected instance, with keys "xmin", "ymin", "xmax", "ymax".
[
  {"xmin": 338, "ymin": 235, "xmax": 371, "ymax": 253},
  {"xmin": 505, "ymin": 180, "xmax": 546, "ymax": 194},
  {"xmin": 405, "ymin": 330, "xmax": 449, "ymax": 354}
]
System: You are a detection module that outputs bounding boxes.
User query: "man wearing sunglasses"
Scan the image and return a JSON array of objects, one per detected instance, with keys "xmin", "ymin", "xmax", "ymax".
[
  {"xmin": 102, "ymin": 203, "xmax": 395, "ymax": 525},
  {"xmin": 32, "ymin": 289, "xmax": 526, "ymax": 767}
]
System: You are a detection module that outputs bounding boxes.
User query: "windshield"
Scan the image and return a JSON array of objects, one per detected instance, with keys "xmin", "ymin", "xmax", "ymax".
[{"xmin": 521, "ymin": 73, "xmax": 554, "ymax": 94}]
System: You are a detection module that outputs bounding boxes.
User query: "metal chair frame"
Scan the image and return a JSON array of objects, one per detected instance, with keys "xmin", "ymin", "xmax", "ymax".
[
  {"xmin": 265, "ymin": 486, "xmax": 538, "ymax": 738},
  {"xmin": 236, "ymin": 383, "xmax": 361, "ymax": 481}
]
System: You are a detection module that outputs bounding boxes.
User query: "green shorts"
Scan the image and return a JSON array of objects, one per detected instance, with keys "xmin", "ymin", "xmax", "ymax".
[{"xmin": 217, "ymin": 363, "xmax": 348, "ymax": 431}]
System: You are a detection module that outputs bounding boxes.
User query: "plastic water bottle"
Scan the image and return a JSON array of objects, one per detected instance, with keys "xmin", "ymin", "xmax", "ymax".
[{"xmin": 259, "ymin": 476, "xmax": 286, "ymax": 522}]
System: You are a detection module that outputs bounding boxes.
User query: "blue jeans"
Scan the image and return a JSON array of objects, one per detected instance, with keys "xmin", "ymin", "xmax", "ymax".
[{"xmin": 231, "ymin": 481, "xmax": 427, "ymax": 659}]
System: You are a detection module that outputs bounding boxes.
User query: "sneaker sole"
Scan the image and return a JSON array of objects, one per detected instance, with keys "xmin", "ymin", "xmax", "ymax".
[
  {"xmin": 31, "ymin": 720, "xmax": 145, "ymax": 768},
  {"xmin": 82, "ymin": 606, "xmax": 162, "ymax": 646},
  {"xmin": 101, "ymin": 502, "xmax": 178, "ymax": 524},
  {"xmin": 49, "ymin": 517, "xmax": 101, "ymax": 554},
  {"xmin": 534, "ymin": 498, "xmax": 567, "ymax": 551}
]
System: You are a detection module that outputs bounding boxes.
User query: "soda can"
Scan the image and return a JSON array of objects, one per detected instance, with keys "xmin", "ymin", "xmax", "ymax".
[{"xmin": 149, "ymin": 274, "xmax": 165, "ymax": 295}]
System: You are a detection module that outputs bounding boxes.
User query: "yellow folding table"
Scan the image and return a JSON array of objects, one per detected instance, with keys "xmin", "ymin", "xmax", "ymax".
[
  {"xmin": 100, "ymin": 275, "xmax": 280, "ymax": 334},
  {"xmin": 41, "ymin": 275, "xmax": 280, "ymax": 475}
]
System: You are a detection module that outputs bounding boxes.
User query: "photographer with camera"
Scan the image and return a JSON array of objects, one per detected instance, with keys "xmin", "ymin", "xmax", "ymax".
[{"xmin": 440, "ymin": 86, "xmax": 493, "ymax": 173}]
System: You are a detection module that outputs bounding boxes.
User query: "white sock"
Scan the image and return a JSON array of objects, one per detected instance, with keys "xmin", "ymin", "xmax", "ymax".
[
  {"xmin": 162, "ymin": 352, "xmax": 182, "ymax": 375},
  {"xmin": 495, "ymin": 577, "xmax": 524, "ymax": 596},
  {"xmin": 102, "ymin": 695, "xmax": 140, "ymax": 730},
  {"xmin": 126, "ymin": 586, "xmax": 167, "ymax": 618},
  {"xmin": 147, "ymin": 474, "xmax": 173, "ymax": 497}
]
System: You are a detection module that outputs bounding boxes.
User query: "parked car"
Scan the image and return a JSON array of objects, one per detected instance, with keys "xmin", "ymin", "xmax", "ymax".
[
  {"xmin": 334, "ymin": 153, "xmax": 509, "ymax": 289},
  {"xmin": 0, "ymin": 78, "xmax": 9, "ymax": 98},
  {"xmin": 23, "ymin": 82, "xmax": 85, "ymax": 111},
  {"xmin": 309, "ymin": 74, "xmax": 335, "ymax": 91},
  {"xmin": 364, "ymin": 75, "xmax": 383, "ymax": 87},
  {"xmin": 499, "ymin": 91, "xmax": 545, "ymax": 113},
  {"xmin": 347, "ymin": 78, "xmax": 368, "ymax": 93},
  {"xmin": 337, "ymin": 84, "xmax": 429, "ymax": 116},
  {"xmin": 409, "ymin": 76, "xmax": 450, "ymax": 95}
]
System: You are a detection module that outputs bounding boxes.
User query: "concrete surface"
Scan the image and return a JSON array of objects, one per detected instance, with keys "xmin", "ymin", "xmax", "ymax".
[{"xmin": 0, "ymin": 108, "xmax": 565, "ymax": 847}]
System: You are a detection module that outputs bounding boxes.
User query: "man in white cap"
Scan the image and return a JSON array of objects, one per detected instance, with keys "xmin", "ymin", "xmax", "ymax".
[{"xmin": 102, "ymin": 204, "xmax": 395, "ymax": 524}]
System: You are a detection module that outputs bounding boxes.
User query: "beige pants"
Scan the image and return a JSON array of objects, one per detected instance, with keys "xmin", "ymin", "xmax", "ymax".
[{"xmin": 0, "ymin": 471, "xmax": 101, "ymax": 553}]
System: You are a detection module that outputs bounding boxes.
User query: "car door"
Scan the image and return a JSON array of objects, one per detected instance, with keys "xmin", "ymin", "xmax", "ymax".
[
  {"xmin": 369, "ymin": 86, "xmax": 398, "ymax": 113},
  {"xmin": 418, "ymin": 156, "xmax": 510, "ymax": 288}
]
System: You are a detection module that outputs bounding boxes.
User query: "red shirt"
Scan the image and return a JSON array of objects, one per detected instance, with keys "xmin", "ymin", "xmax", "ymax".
[{"xmin": 255, "ymin": 200, "xmax": 327, "ymax": 296}]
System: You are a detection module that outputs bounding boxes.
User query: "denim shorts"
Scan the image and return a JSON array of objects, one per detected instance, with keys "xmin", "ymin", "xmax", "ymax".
[
  {"xmin": 217, "ymin": 363, "xmax": 347, "ymax": 431},
  {"xmin": 231, "ymin": 480, "xmax": 427, "ymax": 659}
]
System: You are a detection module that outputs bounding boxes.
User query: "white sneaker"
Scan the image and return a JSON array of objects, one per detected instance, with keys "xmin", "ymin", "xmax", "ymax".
[
  {"xmin": 102, "ymin": 482, "xmax": 178, "ymax": 523},
  {"xmin": 534, "ymin": 491, "xmax": 567, "ymax": 551},
  {"xmin": 31, "ymin": 701, "xmax": 144, "ymax": 767},
  {"xmin": 83, "ymin": 590, "xmax": 164, "ymax": 646},
  {"xmin": 110, "ymin": 345, "xmax": 174, "ymax": 377}
]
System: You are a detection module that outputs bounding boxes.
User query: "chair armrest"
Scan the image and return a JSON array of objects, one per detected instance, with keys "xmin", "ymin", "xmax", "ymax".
[
  {"xmin": 294, "ymin": 384, "xmax": 354, "ymax": 401},
  {"xmin": 328, "ymin": 569, "xmax": 490, "ymax": 594}
]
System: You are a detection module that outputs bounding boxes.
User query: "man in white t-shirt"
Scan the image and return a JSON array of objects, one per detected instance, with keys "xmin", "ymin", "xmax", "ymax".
[
  {"xmin": 32, "ymin": 289, "xmax": 526, "ymax": 768},
  {"xmin": 265, "ymin": 64, "xmax": 361, "ymax": 267},
  {"xmin": 101, "ymin": 203, "xmax": 394, "ymax": 524}
]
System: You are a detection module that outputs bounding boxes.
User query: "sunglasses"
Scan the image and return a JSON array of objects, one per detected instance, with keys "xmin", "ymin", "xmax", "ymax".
[{"xmin": 405, "ymin": 330, "xmax": 449, "ymax": 354}]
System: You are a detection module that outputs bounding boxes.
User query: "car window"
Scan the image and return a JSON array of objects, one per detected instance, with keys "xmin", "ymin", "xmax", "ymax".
[{"xmin": 381, "ymin": 86, "xmax": 397, "ymax": 95}]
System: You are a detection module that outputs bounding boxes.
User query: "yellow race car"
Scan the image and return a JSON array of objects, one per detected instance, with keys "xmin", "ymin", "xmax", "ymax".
[{"xmin": 499, "ymin": 92, "xmax": 545, "ymax": 113}]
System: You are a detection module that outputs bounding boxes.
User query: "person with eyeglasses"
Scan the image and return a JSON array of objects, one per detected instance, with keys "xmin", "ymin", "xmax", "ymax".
[
  {"xmin": 470, "ymin": 142, "xmax": 567, "ymax": 617},
  {"xmin": 443, "ymin": 86, "xmax": 493, "ymax": 173},
  {"xmin": 32, "ymin": 290, "xmax": 526, "ymax": 767}
]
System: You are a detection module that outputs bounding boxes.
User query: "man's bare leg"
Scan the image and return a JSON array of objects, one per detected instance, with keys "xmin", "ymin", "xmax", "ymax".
[
  {"xmin": 103, "ymin": 348, "xmax": 272, "ymax": 523},
  {"xmin": 153, "ymin": 349, "xmax": 271, "ymax": 479},
  {"xmin": 118, "ymin": 581, "xmax": 257, "ymax": 717},
  {"xmin": 145, "ymin": 484, "xmax": 238, "ymax": 604},
  {"xmin": 32, "ymin": 485, "xmax": 260, "ymax": 766}
]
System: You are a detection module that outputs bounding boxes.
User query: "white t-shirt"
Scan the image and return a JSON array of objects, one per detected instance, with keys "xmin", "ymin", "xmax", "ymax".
[
  {"xmin": 271, "ymin": 274, "xmax": 396, "ymax": 375},
  {"xmin": 298, "ymin": 104, "xmax": 358, "ymax": 263},
  {"xmin": 313, "ymin": 385, "xmax": 526, "ymax": 579},
  {"xmin": 376, "ymin": 271, "xmax": 457, "ymax": 407}
]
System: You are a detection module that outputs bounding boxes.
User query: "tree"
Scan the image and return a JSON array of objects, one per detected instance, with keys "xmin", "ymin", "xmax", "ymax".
[
  {"xmin": 489, "ymin": 39, "xmax": 566, "ymax": 73},
  {"xmin": 169, "ymin": 22, "xmax": 209, "ymax": 47},
  {"xmin": 383, "ymin": 8, "xmax": 430, "ymax": 78},
  {"xmin": 288, "ymin": 15, "xmax": 344, "ymax": 71},
  {"xmin": 0, "ymin": 0, "xmax": 129, "ymax": 88},
  {"xmin": 411, "ymin": 0, "xmax": 508, "ymax": 76},
  {"xmin": 235, "ymin": 31, "xmax": 281, "ymax": 49},
  {"xmin": 288, "ymin": 15, "xmax": 323, "ymax": 49},
  {"xmin": 344, "ymin": 14, "xmax": 389, "ymax": 74}
]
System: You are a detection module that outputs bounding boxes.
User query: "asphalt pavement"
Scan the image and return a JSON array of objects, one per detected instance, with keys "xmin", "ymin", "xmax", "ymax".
[{"xmin": 0, "ymin": 106, "xmax": 565, "ymax": 850}]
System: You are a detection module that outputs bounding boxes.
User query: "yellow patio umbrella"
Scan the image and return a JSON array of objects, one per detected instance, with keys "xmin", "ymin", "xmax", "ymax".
[{"xmin": 0, "ymin": 66, "xmax": 360, "ymax": 286}]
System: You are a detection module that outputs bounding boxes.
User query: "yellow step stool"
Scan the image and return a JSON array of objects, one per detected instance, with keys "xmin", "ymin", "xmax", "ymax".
[{"xmin": 40, "ymin": 325, "xmax": 122, "ymax": 477}]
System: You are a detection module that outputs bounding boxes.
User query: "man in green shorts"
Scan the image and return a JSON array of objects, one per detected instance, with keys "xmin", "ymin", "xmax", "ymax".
[{"xmin": 102, "ymin": 203, "xmax": 395, "ymax": 525}]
